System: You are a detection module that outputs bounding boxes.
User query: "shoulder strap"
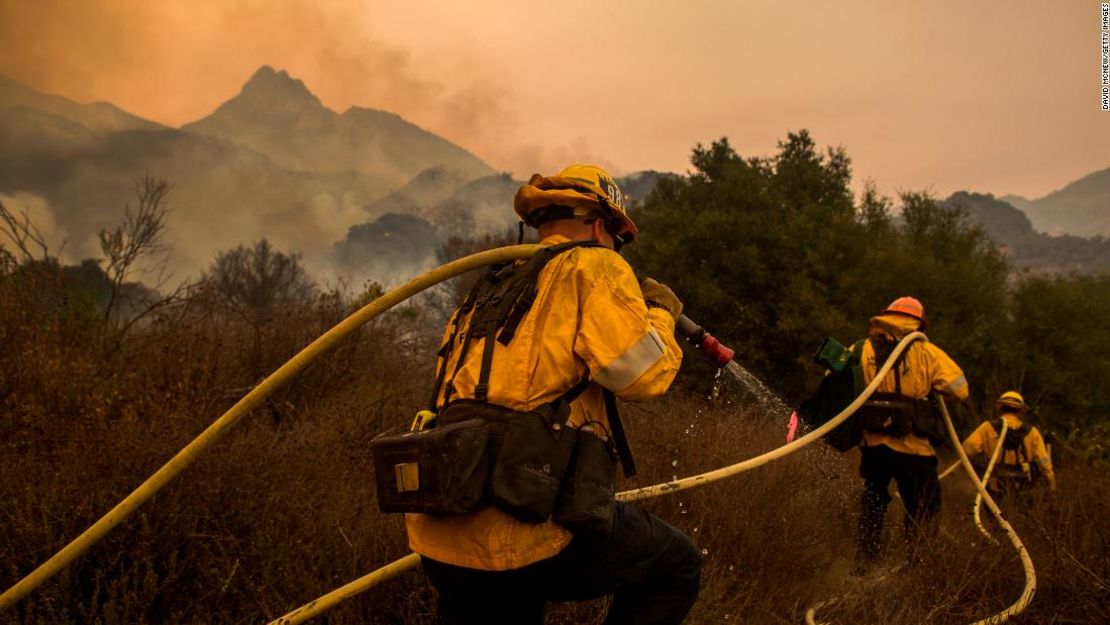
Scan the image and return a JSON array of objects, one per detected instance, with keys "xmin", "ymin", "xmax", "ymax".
[
  {"xmin": 868, "ymin": 335, "xmax": 906, "ymax": 396},
  {"xmin": 428, "ymin": 276, "xmax": 486, "ymax": 409},
  {"xmin": 438, "ymin": 240, "xmax": 605, "ymax": 405},
  {"xmin": 603, "ymin": 388, "xmax": 636, "ymax": 477}
]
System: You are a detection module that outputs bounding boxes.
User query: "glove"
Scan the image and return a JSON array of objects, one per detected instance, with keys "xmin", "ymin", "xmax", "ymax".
[{"xmin": 641, "ymin": 278, "xmax": 683, "ymax": 320}]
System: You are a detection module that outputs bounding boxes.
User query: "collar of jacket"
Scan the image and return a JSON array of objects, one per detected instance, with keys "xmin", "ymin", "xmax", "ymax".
[
  {"xmin": 867, "ymin": 313, "xmax": 923, "ymax": 339},
  {"xmin": 540, "ymin": 233, "xmax": 572, "ymax": 246}
]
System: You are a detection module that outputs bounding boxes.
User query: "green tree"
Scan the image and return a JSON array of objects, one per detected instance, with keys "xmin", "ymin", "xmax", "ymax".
[
  {"xmin": 1009, "ymin": 274, "xmax": 1110, "ymax": 463},
  {"xmin": 628, "ymin": 132, "xmax": 1011, "ymax": 407}
]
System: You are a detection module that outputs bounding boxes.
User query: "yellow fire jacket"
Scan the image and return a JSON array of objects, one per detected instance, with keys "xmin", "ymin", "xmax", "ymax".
[
  {"xmin": 962, "ymin": 414, "xmax": 1056, "ymax": 489},
  {"xmin": 854, "ymin": 314, "xmax": 969, "ymax": 457},
  {"xmin": 405, "ymin": 234, "xmax": 683, "ymax": 571}
]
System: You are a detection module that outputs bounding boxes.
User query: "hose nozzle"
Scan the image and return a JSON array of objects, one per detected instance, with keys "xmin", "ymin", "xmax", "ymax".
[{"xmin": 676, "ymin": 314, "xmax": 735, "ymax": 368}]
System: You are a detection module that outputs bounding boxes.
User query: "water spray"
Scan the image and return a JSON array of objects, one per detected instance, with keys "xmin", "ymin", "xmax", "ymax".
[{"xmin": 675, "ymin": 314, "xmax": 735, "ymax": 368}]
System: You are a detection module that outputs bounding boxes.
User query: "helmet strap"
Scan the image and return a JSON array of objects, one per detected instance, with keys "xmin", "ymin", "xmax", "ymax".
[{"xmin": 517, "ymin": 221, "xmax": 525, "ymax": 244}]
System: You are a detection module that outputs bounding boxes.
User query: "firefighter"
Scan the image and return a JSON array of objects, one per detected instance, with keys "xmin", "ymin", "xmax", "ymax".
[
  {"xmin": 962, "ymin": 391, "xmax": 1056, "ymax": 495},
  {"xmin": 405, "ymin": 165, "xmax": 702, "ymax": 624},
  {"xmin": 851, "ymin": 297, "xmax": 968, "ymax": 572}
]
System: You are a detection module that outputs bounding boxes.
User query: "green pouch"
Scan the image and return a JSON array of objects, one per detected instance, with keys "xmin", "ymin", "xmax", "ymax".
[{"xmin": 814, "ymin": 337, "xmax": 853, "ymax": 374}]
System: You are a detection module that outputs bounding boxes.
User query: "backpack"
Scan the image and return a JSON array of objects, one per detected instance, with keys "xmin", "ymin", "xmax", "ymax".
[
  {"xmin": 854, "ymin": 335, "xmax": 946, "ymax": 445},
  {"xmin": 371, "ymin": 240, "xmax": 630, "ymax": 533},
  {"xmin": 795, "ymin": 337, "xmax": 867, "ymax": 451},
  {"xmin": 989, "ymin": 418, "xmax": 1037, "ymax": 482}
]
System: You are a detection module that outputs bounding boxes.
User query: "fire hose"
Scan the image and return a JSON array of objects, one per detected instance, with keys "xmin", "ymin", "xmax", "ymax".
[
  {"xmin": 0, "ymin": 244, "xmax": 734, "ymax": 611},
  {"xmin": 0, "ymin": 246, "xmax": 1036, "ymax": 625},
  {"xmin": 804, "ymin": 402, "xmax": 1035, "ymax": 625},
  {"xmin": 972, "ymin": 419, "xmax": 1009, "ymax": 545},
  {"xmin": 267, "ymin": 332, "xmax": 927, "ymax": 624},
  {"xmin": 0, "ymin": 245, "xmax": 546, "ymax": 610}
]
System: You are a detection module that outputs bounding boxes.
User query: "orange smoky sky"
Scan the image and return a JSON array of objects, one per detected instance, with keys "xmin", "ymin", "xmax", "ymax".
[{"xmin": 1, "ymin": 0, "xmax": 1106, "ymax": 198}]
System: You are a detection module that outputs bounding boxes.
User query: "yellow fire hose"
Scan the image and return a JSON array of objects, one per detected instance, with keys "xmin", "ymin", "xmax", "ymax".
[
  {"xmin": 972, "ymin": 420, "xmax": 1009, "ymax": 545},
  {"xmin": 0, "ymin": 244, "xmax": 545, "ymax": 612},
  {"xmin": 939, "ymin": 459, "xmax": 961, "ymax": 480},
  {"xmin": 267, "ymin": 333, "xmax": 927, "ymax": 625},
  {"xmin": 804, "ymin": 401, "xmax": 1035, "ymax": 625}
]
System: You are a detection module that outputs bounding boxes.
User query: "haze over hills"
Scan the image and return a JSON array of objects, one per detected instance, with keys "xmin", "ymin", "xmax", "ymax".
[
  {"xmin": 3, "ymin": 66, "xmax": 1106, "ymax": 285},
  {"xmin": 945, "ymin": 192, "xmax": 1110, "ymax": 276},
  {"xmin": 1001, "ymin": 166, "xmax": 1110, "ymax": 237},
  {"xmin": 0, "ymin": 74, "xmax": 162, "ymax": 134},
  {"xmin": 183, "ymin": 67, "xmax": 492, "ymax": 184},
  {"xmin": 0, "ymin": 67, "xmax": 499, "ymax": 279}
]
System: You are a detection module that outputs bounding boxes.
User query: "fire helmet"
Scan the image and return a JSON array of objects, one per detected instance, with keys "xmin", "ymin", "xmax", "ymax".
[
  {"xmin": 513, "ymin": 164, "xmax": 637, "ymax": 243},
  {"xmin": 881, "ymin": 296, "xmax": 928, "ymax": 330},
  {"xmin": 996, "ymin": 391, "xmax": 1026, "ymax": 411}
]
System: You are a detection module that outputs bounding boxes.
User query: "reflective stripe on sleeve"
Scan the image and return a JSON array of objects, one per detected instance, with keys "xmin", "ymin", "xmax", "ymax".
[
  {"xmin": 943, "ymin": 375, "xmax": 968, "ymax": 394},
  {"xmin": 594, "ymin": 328, "xmax": 666, "ymax": 391}
]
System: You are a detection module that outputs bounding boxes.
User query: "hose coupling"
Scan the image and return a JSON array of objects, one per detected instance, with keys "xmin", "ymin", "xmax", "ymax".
[{"xmin": 676, "ymin": 315, "xmax": 735, "ymax": 368}]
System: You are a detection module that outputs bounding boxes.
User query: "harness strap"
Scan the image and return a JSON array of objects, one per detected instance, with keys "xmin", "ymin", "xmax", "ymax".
[
  {"xmin": 604, "ymin": 388, "xmax": 637, "ymax": 477},
  {"xmin": 431, "ymin": 239, "xmax": 638, "ymax": 476},
  {"xmin": 429, "ymin": 277, "xmax": 485, "ymax": 410},
  {"xmin": 869, "ymin": 335, "xmax": 906, "ymax": 396}
]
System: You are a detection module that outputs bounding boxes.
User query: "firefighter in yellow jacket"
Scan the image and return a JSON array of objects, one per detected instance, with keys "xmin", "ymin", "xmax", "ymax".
[
  {"xmin": 962, "ymin": 391, "xmax": 1056, "ymax": 494},
  {"xmin": 852, "ymin": 297, "xmax": 968, "ymax": 570},
  {"xmin": 406, "ymin": 165, "xmax": 701, "ymax": 624}
]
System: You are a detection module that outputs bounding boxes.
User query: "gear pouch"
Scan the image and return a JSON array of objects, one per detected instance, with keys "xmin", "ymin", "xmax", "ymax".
[
  {"xmin": 553, "ymin": 428, "xmax": 618, "ymax": 534},
  {"xmin": 370, "ymin": 418, "xmax": 491, "ymax": 515},
  {"xmin": 814, "ymin": 336, "xmax": 854, "ymax": 374},
  {"xmin": 857, "ymin": 393, "xmax": 916, "ymax": 437},
  {"xmin": 490, "ymin": 410, "xmax": 577, "ymax": 523}
]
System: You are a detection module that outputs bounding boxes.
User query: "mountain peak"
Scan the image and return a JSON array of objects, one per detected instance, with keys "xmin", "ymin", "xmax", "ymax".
[{"xmin": 236, "ymin": 65, "xmax": 322, "ymax": 111}]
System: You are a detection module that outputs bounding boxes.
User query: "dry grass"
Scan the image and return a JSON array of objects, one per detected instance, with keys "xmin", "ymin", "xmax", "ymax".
[{"xmin": 2, "ymin": 281, "xmax": 1108, "ymax": 624}]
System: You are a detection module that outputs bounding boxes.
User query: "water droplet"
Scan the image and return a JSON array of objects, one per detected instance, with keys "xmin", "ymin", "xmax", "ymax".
[
  {"xmin": 701, "ymin": 548, "xmax": 709, "ymax": 555},
  {"xmin": 671, "ymin": 460, "xmax": 679, "ymax": 467},
  {"xmin": 684, "ymin": 429, "xmax": 690, "ymax": 434},
  {"xmin": 681, "ymin": 509, "xmax": 688, "ymax": 515},
  {"xmin": 692, "ymin": 527, "xmax": 699, "ymax": 533},
  {"xmin": 672, "ymin": 474, "xmax": 678, "ymax": 481}
]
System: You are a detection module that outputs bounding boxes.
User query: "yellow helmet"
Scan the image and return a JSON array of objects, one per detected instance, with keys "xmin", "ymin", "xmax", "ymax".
[
  {"xmin": 513, "ymin": 164, "xmax": 638, "ymax": 242},
  {"xmin": 996, "ymin": 391, "xmax": 1026, "ymax": 411}
]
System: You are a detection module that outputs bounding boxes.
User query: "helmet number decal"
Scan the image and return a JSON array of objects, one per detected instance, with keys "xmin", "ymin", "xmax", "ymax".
[{"xmin": 599, "ymin": 176, "xmax": 624, "ymax": 210}]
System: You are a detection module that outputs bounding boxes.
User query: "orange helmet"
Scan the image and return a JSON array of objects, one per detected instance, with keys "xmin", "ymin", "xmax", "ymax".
[
  {"xmin": 513, "ymin": 164, "xmax": 637, "ymax": 243},
  {"xmin": 881, "ymin": 296, "xmax": 928, "ymax": 330}
]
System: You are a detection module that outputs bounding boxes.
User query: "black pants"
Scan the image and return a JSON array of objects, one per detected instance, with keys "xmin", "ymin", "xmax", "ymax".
[
  {"xmin": 421, "ymin": 502, "xmax": 703, "ymax": 625},
  {"xmin": 856, "ymin": 444, "xmax": 941, "ymax": 562}
]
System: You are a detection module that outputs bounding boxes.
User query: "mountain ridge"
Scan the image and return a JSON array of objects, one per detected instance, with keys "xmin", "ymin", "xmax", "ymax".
[
  {"xmin": 997, "ymin": 166, "xmax": 1110, "ymax": 237},
  {"xmin": 0, "ymin": 68, "xmax": 496, "ymax": 278},
  {"xmin": 182, "ymin": 66, "xmax": 492, "ymax": 183}
]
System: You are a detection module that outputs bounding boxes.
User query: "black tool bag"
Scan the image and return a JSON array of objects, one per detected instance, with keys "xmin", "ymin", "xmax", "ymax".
[
  {"xmin": 553, "ymin": 425, "xmax": 619, "ymax": 533},
  {"xmin": 370, "ymin": 241, "xmax": 634, "ymax": 530},
  {"xmin": 857, "ymin": 392, "xmax": 918, "ymax": 437},
  {"xmin": 796, "ymin": 338, "xmax": 867, "ymax": 451},
  {"xmin": 370, "ymin": 418, "xmax": 492, "ymax": 515},
  {"xmin": 489, "ymin": 401, "xmax": 579, "ymax": 522}
]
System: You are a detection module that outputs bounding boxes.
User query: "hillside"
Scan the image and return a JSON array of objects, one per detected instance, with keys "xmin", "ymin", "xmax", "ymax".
[
  {"xmin": 0, "ymin": 74, "xmax": 163, "ymax": 134},
  {"xmin": 0, "ymin": 70, "xmax": 497, "ymax": 278},
  {"xmin": 183, "ymin": 66, "xmax": 492, "ymax": 184},
  {"xmin": 945, "ymin": 192, "xmax": 1110, "ymax": 275},
  {"xmin": 1001, "ymin": 167, "xmax": 1110, "ymax": 237}
]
